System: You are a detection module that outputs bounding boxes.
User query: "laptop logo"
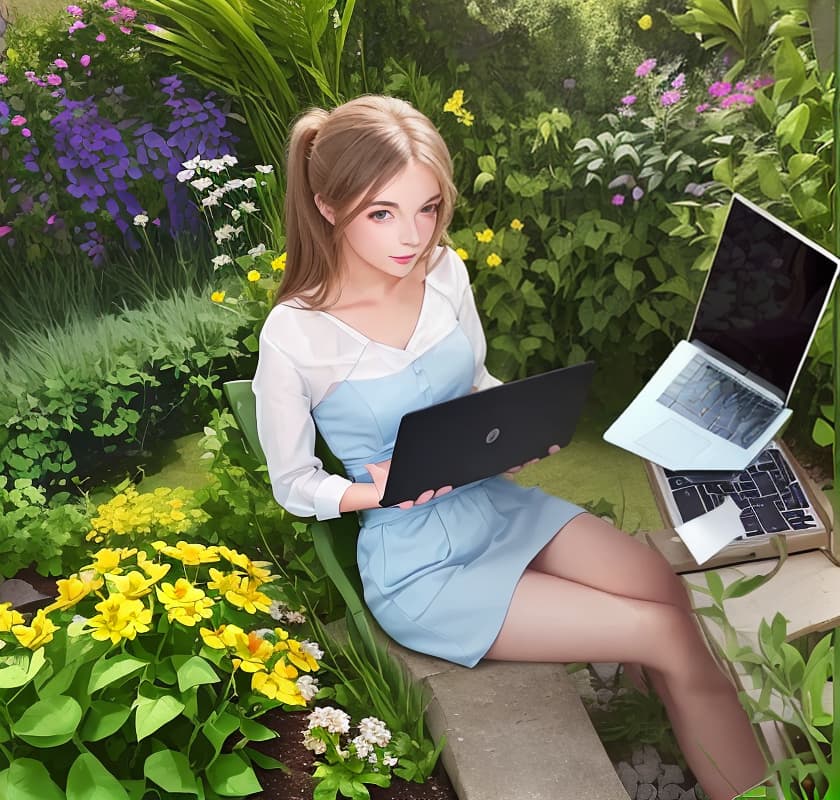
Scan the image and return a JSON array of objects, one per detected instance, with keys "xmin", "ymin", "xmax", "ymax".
[{"xmin": 485, "ymin": 428, "xmax": 500, "ymax": 444}]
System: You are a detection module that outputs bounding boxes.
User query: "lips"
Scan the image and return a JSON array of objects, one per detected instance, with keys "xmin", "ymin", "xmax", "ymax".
[{"xmin": 390, "ymin": 255, "xmax": 415, "ymax": 265}]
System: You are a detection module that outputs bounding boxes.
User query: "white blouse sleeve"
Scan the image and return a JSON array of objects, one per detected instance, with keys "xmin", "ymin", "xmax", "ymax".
[
  {"xmin": 252, "ymin": 336, "xmax": 352, "ymax": 521},
  {"xmin": 452, "ymin": 253, "xmax": 503, "ymax": 390}
]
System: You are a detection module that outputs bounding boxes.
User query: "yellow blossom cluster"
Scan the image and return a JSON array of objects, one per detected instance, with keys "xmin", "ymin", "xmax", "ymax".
[
  {"xmin": 87, "ymin": 486, "xmax": 208, "ymax": 546},
  {"xmin": 271, "ymin": 252, "xmax": 286, "ymax": 271},
  {"xmin": 211, "ymin": 290, "xmax": 226, "ymax": 303},
  {"xmin": 475, "ymin": 228, "xmax": 494, "ymax": 243},
  {"xmin": 443, "ymin": 90, "xmax": 474, "ymax": 127}
]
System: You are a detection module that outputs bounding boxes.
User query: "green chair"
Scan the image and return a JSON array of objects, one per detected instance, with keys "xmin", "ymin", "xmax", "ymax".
[{"xmin": 222, "ymin": 380, "xmax": 374, "ymax": 639}]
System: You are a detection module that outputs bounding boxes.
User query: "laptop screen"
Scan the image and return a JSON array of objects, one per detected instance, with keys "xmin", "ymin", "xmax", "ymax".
[{"xmin": 690, "ymin": 195, "xmax": 838, "ymax": 397}]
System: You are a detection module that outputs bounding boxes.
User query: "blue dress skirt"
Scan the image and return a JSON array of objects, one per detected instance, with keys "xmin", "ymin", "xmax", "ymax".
[{"xmin": 312, "ymin": 325, "xmax": 585, "ymax": 667}]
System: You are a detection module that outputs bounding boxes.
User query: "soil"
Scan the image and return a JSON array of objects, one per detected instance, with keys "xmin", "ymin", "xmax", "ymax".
[{"xmin": 248, "ymin": 709, "xmax": 457, "ymax": 800}]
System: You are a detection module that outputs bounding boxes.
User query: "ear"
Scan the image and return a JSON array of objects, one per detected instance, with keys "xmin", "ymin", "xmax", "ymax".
[{"xmin": 314, "ymin": 194, "xmax": 336, "ymax": 225}]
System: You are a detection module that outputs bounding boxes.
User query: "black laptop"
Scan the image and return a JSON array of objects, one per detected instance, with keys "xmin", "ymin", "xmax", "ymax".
[{"xmin": 379, "ymin": 361, "xmax": 596, "ymax": 507}]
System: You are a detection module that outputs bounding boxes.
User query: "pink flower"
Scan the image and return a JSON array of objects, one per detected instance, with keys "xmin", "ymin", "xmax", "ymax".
[
  {"xmin": 720, "ymin": 92, "xmax": 755, "ymax": 109},
  {"xmin": 695, "ymin": 102, "xmax": 711, "ymax": 113},
  {"xmin": 119, "ymin": 7, "xmax": 137, "ymax": 21},
  {"xmin": 708, "ymin": 81, "xmax": 731, "ymax": 97},
  {"xmin": 21, "ymin": 129, "xmax": 32, "ymax": 138},
  {"xmin": 10, "ymin": 115, "xmax": 26, "ymax": 126},
  {"xmin": 80, "ymin": 54, "xmax": 91, "ymax": 67},
  {"xmin": 754, "ymin": 75, "xmax": 774, "ymax": 89},
  {"xmin": 671, "ymin": 73, "xmax": 685, "ymax": 89},
  {"xmin": 735, "ymin": 80, "xmax": 750, "ymax": 91},
  {"xmin": 68, "ymin": 20, "xmax": 87, "ymax": 33},
  {"xmin": 144, "ymin": 23, "xmax": 161, "ymax": 32},
  {"xmin": 0, "ymin": 226, "xmax": 13, "ymax": 238},
  {"xmin": 0, "ymin": 75, "xmax": 7, "ymax": 85},
  {"xmin": 47, "ymin": 214, "xmax": 57, "ymax": 225},
  {"xmin": 611, "ymin": 194, "xmax": 625, "ymax": 206},
  {"xmin": 635, "ymin": 58, "xmax": 657, "ymax": 78},
  {"xmin": 96, "ymin": 32, "xmax": 107, "ymax": 41},
  {"xmin": 46, "ymin": 74, "xmax": 63, "ymax": 86},
  {"xmin": 660, "ymin": 89, "xmax": 681, "ymax": 106},
  {"xmin": 102, "ymin": 0, "xmax": 119, "ymax": 8},
  {"xmin": 66, "ymin": 4, "xmax": 84, "ymax": 15},
  {"xmin": 621, "ymin": 94, "xmax": 637, "ymax": 106},
  {"xmin": 120, "ymin": 26, "xmax": 132, "ymax": 34},
  {"xmin": 53, "ymin": 58, "xmax": 69, "ymax": 69}
]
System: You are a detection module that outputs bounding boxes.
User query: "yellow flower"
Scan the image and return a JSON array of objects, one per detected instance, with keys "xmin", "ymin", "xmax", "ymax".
[
  {"xmin": 12, "ymin": 609, "xmax": 58, "ymax": 650},
  {"xmin": 107, "ymin": 566, "xmax": 169, "ymax": 600},
  {"xmin": 217, "ymin": 547, "xmax": 274, "ymax": 585},
  {"xmin": 45, "ymin": 572, "xmax": 103, "ymax": 612},
  {"xmin": 486, "ymin": 253, "xmax": 502, "ymax": 268},
  {"xmin": 475, "ymin": 228, "xmax": 494, "ymax": 243},
  {"xmin": 207, "ymin": 568, "xmax": 242, "ymax": 597},
  {"xmin": 85, "ymin": 547, "xmax": 137, "ymax": 576},
  {"xmin": 443, "ymin": 89, "xmax": 465, "ymax": 113},
  {"xmin": 247, "ymin": 269, "xmax": 261, "ymax": 282},
  {"xmin": 455, "ymin": 247, "xmax": 469, "ymax": 261},
  {"xmin": 458, "ymin": 110, "xmax": 475, "ymax": 127},
  {"xmin": 274, "ymin": 629, "xmax": 320, "ymax": 673},
  {"xmin": 251, "ymin": 661, "xmax": 305, "ymax": 705},
  {"xmin": 227, "ymin": 628, "xmax": 274, "ymax": 673},
  {"xmin": 224, "ymin": 577, "xmax": 272, "ymax": 615},
  {"xmin": 153, "ymin": 541, "xmax": 219, "ymax": 566},
  {"xmin": 87, "ymin": 594, "xmax": 152, "ymax": 645},
  {"xmin": 638, "ymin": 13, "xmax": 652, "ymax": 29},
  {"xmin": 156, "ymin": 578, "xmax": 207, "ymax": 608},
  {"xmin": 200, "ymin": 624, "xmax": 232, "ymax": 650},
  {"xmin": 167, "ymin": 596, "xmax": 215, "ymax": 627},
  {"xmin": 271, "ymin": 253, "xmax": 286, "ymax": 271},
  {"xmin": 135, "ymin": 554, "xmax": 171, "ymax": 583},
  {"xmin": 211, "ymin": 290, "xmax": 225, "ymax": 303},
  {"xmin": 510, "ymin": 218, "xmax": 524, "ymax": 231},
  {"xmin": 0, "ymin": 603, "xmax": 25, "ymax": 632}
]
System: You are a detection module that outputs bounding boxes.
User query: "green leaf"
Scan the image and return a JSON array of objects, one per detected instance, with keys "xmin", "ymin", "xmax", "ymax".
[
  {"xmin": 705, "ymin": 570, "xmax": 724, "ymax": 605},
  {"xmin": 477, "ymin": 155, "xmax": 496, "ymax": 174},
  {"xmin": 776, "ymin": 103, "xmax": 810, "ymax": 152},
  {"xmin": 207, "ymin": 753, "xmax": 263, "ymax": 796},
  {"xmin": 12, "ymin": 695, "xmax": 82, "ymax": 747},
  {"xmin": 0, "ymin": 759, "xmax": 65, "ymax": 800},
  {"xmin": 175, "ymin": 655, "xmax": 221, "ymax": 692},
  {"xmin": 755, "ymin": 155, "xmax": 785, "ymax": 199},
  {"xmin": 88, "ymin": 654, "xmax": 146, "ymax": 694},
  {"xmin": 0, "ymin": 647, "xmax": 46, "ymax": 688},
  {"xmin": 787, "ymin": 152, "xmax": 820, "ymax": 181},
  {"xmin": 144, "ymin": 749, "xmax": 201, "ymax": 795},
  {"xmin": 812, "ymin": 416, "xmax": 834, "ymax": 447},
  {"xmin": 135, "ymin": 694, "xmax": 185, "ymax": 741},
  {"xmin": 614, "ymin": 261, "xmax": 633, "ymax": 292},
  {"xmin": 81, "ymin": 700, "xmax": 133, "ymax": 742},
  {"xmin": 473, "ymin": 172, "xmax": 494, "ymax": 192},
  {"xmin": 66, "ymin": 753, "xmax": 130, "ymax": 800},
  {"xmin": 239, "ymin": 716, "xmax": 276, "ymax": 742}
]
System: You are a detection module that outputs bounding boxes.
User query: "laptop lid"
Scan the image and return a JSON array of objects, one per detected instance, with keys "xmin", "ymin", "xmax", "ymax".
[
  {"xmin": 687, "ymin": 193, "xmax": 840, "ymax": 403},
  {"xmin": 379, "ymin": 361, "xmax": 596, "ymax": 507}
]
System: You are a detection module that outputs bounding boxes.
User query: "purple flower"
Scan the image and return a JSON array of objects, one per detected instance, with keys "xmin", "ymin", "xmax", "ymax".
[
  {"xmin": 754, "ymin": 75, "xmax": 774, "ymax": 89},
  {"xmin": 68, "ymin": 20, "xmax": 87, "ymax": 33},
  {"xmin": 671, "ymin": 73, "xmax": 685, "ymax": 89},
  {"xmin": 720, "ymin": 92, "xmax": 755, "ymax": 109},
  {"xmin": 119, "ymin": 26, "xmax": 132, "ymax": 34},
  {"xmin": 632, "ymin": 186, "xmax": 644, "ymax": 201},
  {"xmin": 611, "ymin": 194, "xmax": 625, "ymax": 206},
  {"xmin": 0, "ymin": 226, "xmax": 12, "ymax": 238},
  {"xmin": 54, "ymin": 58, "xmax": 69, "ymax": 69},
  {"xmin": 102, "ymin": 0, "xmax": 119, "ymax": 8},
  {"xmin": 695, "ymin": 102, "xmax": 711, "ymax": 113},
  {"xmin": 46, "ymin": 74, "xmax": 63, "ymax": 86},
  {"xmin": 621, "ymin": 94, "xmax": 637, "ymax": 106},
  {"xmin": 563, "ymin": 78, "xmax": 576, "ymax": 90},
  {"xmin": 21, "ymin": 129, "xmax": 32, "ymax": 138},
  {"xmin": 0, "ymin": 75, "xmax": 7, "ymax": 85},
  {"xmin": 708, "ymin": 81, "xmax": 731, "ymax": 97},
  {"xmin": 660, "ymin": 89, "xmax": 681, "ymax": 106},
  {"xmin": 80, "ymin": 54, "xmax": 91, "ymax": 67},
  {"xmin": 635, "ymin": 58, "xmax": 657, "ymax": 78},
  {"xmin": 96, "ymin": 32, "xmax": 107, "ymax": 41},
  {"xmin": 66, "ymin": 4, "xmax": 84, "ymax": 15}
]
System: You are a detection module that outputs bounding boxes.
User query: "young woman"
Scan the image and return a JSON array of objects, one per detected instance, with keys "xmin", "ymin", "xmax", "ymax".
[{"xmin": 252, "ymin": 95, "xmax": 767, "ymax": 800}]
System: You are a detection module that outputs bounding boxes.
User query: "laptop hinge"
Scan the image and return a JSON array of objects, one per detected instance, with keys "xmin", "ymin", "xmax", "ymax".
[{"xmin": 690, "ymin": 340, "xmax": 786, "ymax": 405}]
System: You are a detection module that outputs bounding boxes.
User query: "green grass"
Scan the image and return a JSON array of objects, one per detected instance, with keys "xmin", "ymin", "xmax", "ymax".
[{"xmin": 8, "ymin": 0, "xmax": 66, "ymax": 18}]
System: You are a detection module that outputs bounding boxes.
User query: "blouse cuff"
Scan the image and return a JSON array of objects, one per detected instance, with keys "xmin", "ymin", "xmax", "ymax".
[{"xmin": 313, "ymin": 473, "xmax": 354, "ymax": 521}]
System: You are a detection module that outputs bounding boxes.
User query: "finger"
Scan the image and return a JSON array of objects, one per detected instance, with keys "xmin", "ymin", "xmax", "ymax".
[
  {"xmin": 548, "ymin": 444, "xmax": 561, "ymax": 455},
  {"xmin": 397, "ymin": 500, "xmax": 415, "ymax": 509},
  {"xmin": 524, "ymin": 458, "xmax": 540, "ymax": 467},
  {"xmin": 506, "ymin": 465, "xmax": 523, "ymax": 474},
  {"xmin": 414, "ymin": 489, "xmax": 435, "ymax": 505},
  {"xmin": 433, "ymin": 485, "xmax": 453, "ymax": 498}
]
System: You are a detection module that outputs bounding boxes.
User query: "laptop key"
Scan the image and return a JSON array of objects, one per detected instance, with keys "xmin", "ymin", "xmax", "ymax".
[
  {"xmin": 751, "ymin": 499, "xmax": 788, "ymax": 533},
  {"xmin": 673, "ymin": 487, "xmax": 706, "ymax": 522},
  {"xmin": 752, "ymin": 472, "xmax": 777, "ymax": 496}
]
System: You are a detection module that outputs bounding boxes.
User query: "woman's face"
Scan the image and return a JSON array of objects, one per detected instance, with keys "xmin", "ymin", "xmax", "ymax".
[{"xmin": 331, "ymin": 160, "xmax": 442, "ymax": 283}]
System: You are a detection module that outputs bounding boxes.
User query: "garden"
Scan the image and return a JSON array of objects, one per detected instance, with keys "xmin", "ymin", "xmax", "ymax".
[{"xmin": 1, "ymin": 0, "xmax": 840, "ymax": 797}]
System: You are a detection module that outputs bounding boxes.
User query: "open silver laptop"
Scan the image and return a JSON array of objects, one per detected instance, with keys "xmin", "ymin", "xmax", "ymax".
[{"xmin": 604, "ymin": 194, "xmax": 840, "ymax": 471}]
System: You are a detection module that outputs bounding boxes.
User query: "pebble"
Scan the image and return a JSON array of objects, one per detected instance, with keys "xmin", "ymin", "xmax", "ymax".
[
  {"xmin": 596, "ymin": 688, "xmax": 614, "ymax": 705},
  {"xmin": 659, "ymin": 764, "xmax": 684, "ymax": 788},
  {"xmin": 659, "ymin": 784, "xmax": 683, "ymax": 800},
  {"xmin": 616, "ymin": 762, "xmax": 640, "ymax": 797},
  {"xmin": 637, "ymin": 783, "xmax": 657, "ymax": 800}
]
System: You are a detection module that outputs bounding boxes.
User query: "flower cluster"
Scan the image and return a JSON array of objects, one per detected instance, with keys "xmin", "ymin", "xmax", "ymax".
[
  {"xmin": 86, "ymin": 485, "xmax": 209, "ymax": 545},
  {"xmin": 621, "ymin": 58, "xmax": 687, "ymax": 116},
  {"xmin": 695, "ymin": 75, "xmax": 774, "ymax": 113},
  {"xmin": 304, "ymin": 706, "xmax": 398, "ymax": 770},
  {"xmin": 443, "ymin": 89, "xmax": 475, "ymax": 127}
]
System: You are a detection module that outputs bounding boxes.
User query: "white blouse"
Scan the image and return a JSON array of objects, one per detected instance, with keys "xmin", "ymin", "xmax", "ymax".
[{"xmin": 252, "ymin": 246, "xmax": 502, "ymax": 521}]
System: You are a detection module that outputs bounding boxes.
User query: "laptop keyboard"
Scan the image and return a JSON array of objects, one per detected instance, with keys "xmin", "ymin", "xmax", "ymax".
[
  {"xmin": 663, "ymin": 444, "xmax": 818, "ymax": 537},
  {"xmin": 657, "ymin": 354, "xmax": 781, "ymax": 448}
]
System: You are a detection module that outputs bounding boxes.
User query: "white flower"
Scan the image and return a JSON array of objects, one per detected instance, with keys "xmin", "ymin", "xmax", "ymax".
[
  {"xmin": 211, "ymin": 254, "xmax": 233, "ymax": 269},
  {"xmin": 307, "ymin": 706, "xmax": 350, "ymax": 735},
  {"xmin": 383, "ymin": 754, "xmax": 397, "ymax": 767},
  {"xmin": 224, "ymin": 178, "xmax": 244, "ymax": 191},
  {"xmin": 133, "ymin": 213, "xmax": 149, "ymax": 227},
  {"xmin": 301, "ymin": 639, "xmax": 324, "ymax": 660},
  {"xmin": 215, "ymin": 224, "xmax": 237, "ymax": 244},
  {"xmin": 296, "ymin": 674, "xmax": 319, "ymax": 702},
  {"xmin": 71, "ymin": 614, "xmax": 88, "ymax": 625},
  {"xmin": 182, "ymin": 155, "xmax": 201, "ymax": 170},
  {"xmin": 268, "ymin": 600, "xmax": 288, "ymax": 621},
  {"xmin": 255, "ymin": 164, "xmax": 274, "ymax": 174},
  {"xmin": 206, "ymin": 159, "xmax": 227, "ymax": 174},
  {"xmin": 247, "ymin": 243, "xmax": 267, "ymax": 257},
  {"xmin": 286, "ymin": 610, "xmax": 306, "ymax": 625},
  {"xmin": 221, "ymin": 153, "xmax": 238, "ymax": 167},
  {"xmin": 238, "ymin": 201, "xmax": 258, "ymax": 213},
  {"xmin": 352, "ymin": 735, "xmax": 373, "ymax": 759},
  {"xmin": 302, "ymin": 730, "xmax": 327, "ymax": 755},
  {"xmin": 230, "ymin": 209, "xmax": 241, "ymax": 221},
  {"xmin": 176, "ymin": 168, "xmax": 195, "ymax": 183},
  {"xmin": 201, "ymin": 194, "xmax": 220, "ymax": 208},
  {"xmin": 243, "ymin": 177, "xmax": 257, "ymax": 189},
  {"xmin": 358, "ymin": 717, "xmax": 391, "ymax": 747},
  {"xmin": 191, "ymin": 176, "xmax": 213, "ymax": 191}
]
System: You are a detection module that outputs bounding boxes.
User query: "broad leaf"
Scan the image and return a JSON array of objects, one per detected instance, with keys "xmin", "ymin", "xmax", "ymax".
[
  {"xmin": 12, "ymin": 695, "xmax": 82, "ymax": 747},
  {"xmin": 66, "ymin": 753, "xmax": 130, "ymax": 800},
  {"xmin": 0, "ymin": 759, "xmax": 65, "ymax": 800},
  {"xmin": 207, "ymin": 753, "xmax": 262, "ymax": 796}
]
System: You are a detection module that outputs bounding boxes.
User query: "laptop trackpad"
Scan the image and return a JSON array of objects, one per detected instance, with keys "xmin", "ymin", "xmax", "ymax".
[{"xmin": 636, "ymin": 419, "xmax": 711, "ymax": 461}]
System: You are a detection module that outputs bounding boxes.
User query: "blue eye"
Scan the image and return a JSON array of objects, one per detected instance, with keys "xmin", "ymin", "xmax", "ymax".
[
  {"xmin": 421, "ymin": 204, "xmax": 439, "ymax": 214},
  {"xmin": 369, "ymin": 209, "xmax": 391, "ymax": 221}
]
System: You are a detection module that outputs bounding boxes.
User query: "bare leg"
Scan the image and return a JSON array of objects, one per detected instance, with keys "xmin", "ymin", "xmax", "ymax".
[{"xmin": 485, "ymin": 515, "xmax": 766, "ymax": 800}]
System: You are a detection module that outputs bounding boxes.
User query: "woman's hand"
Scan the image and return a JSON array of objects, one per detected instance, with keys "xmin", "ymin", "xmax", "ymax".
[
  {"xmin": 504, "ymin": 444, "xmax": 561, "ymax": 477},
  {"xmin": 364, "ymin": 459, "xmax": 453, "ymax": 509}
]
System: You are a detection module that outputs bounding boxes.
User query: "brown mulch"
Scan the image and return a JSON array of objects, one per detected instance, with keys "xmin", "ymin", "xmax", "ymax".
[{"xmin": 248, "ymin": 709, "xmax": 457, "ymax": 800}]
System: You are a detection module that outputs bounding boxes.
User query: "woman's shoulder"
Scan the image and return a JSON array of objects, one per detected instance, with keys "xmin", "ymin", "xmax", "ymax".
[{"xmin": 426, "ymin": 245, "xmax": 470, "ymax": 295}]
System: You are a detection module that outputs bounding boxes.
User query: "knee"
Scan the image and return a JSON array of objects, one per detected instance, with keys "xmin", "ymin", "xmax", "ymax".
[
  {"xmin": 646, "ymin": 547, "xmax": 693, "ymax": 612},
  {"xmin": 637, "ymin": 601, "xmax": 705, "ymax": 675}
]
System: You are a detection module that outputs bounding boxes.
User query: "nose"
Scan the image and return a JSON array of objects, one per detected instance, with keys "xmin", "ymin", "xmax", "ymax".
[{"xmin": 399, "ymin": 216, "xmax": 421, "ymax": 247}]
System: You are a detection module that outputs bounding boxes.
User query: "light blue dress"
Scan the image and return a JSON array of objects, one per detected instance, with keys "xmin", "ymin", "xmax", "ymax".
[{"xmin": 312, "ymin": 324, "xmax": 585, "ymax": 667}]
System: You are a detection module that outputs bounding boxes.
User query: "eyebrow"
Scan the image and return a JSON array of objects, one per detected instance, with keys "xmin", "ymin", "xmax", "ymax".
[{"xmin": 366, "ymin": 194, "xmax": 442, "ymax": 209}]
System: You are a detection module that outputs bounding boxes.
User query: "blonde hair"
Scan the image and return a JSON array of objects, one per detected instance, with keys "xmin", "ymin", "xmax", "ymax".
[{"xmin": 275, "ymin": 95, "xmax": 457, "ymax": 309}]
